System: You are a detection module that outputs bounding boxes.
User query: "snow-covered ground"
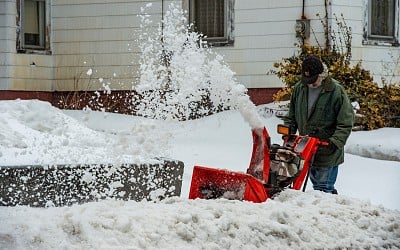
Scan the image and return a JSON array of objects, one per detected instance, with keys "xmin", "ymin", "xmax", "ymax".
[
  {"xmin": 1, "ymin": 3, "xmax": 399, "ymax": 249},
  {"xmin": 0, "ymin": 99, "xmax": 399, "ymax": 249}
]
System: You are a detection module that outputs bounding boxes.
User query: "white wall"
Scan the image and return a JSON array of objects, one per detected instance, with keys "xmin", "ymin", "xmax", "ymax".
[
  {"xmin": 331, "ymin": 0, "xmax": 400, "ymax": 85},
  {"xmin": 0, "ymin": 0, "xmax": 13, "ymax": 90},
  {"xmin": 52, "ymin": 0, "xmax": 162, "ymax": 91},
  {"xmin": 0, "ymin": 0, "xmax": 54, "ymax": 91},
  {"xmin": 0, "ymin": 0, "xmax": 398, "ymax": 92},
  {"xmin": 216, "ymin": 0, "xmax": 399, "ymax": 88},
  {"xmin": 214, "ymin": 1, "xmax": 327, "ymax": 88}
]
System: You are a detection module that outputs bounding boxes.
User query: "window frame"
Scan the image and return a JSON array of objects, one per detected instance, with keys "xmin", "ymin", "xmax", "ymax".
[
  {"xmin": 17, "ymin": 0, "xmax": 51, "ymax": 54},
  {"xmin": 364, "ymin": 0, "xmax": 399, "ymax": 46},
  {"xmin": 185, "ymin": 0, "xmax": 235, "ymax": 47}
]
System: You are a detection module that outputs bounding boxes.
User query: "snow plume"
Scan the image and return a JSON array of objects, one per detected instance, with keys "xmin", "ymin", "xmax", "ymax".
[{"xmin": 134, "ymin": 3, "xmax": 263, "ymax": 128}]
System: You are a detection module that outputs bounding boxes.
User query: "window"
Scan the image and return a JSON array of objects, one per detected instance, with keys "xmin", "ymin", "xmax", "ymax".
[
  {"xmin": 188, "ymin": 0, "xmax": 234, "ymax": 46},
  {"xmin": 17, "ymin": 0, "xmax": 50, "ymax": 52},
  {"xmin": 365, "ymin": 0, "xmax": 399, "ymax": 46}
]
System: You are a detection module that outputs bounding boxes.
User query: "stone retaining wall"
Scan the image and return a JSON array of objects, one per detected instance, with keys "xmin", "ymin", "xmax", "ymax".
[{"xmin": 0, "ymin": 159, "xmax": 184, "ymax": 207}]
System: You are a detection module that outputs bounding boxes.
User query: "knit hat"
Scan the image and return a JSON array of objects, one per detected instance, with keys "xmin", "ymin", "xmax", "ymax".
[{"xmin": 301, "ymin": 56, "xmax": 324, "ymax": 85}]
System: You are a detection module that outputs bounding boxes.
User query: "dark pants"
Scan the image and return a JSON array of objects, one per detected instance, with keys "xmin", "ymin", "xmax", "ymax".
[{"xmin": 310, "ymin": 165, "xmax": 338, "ymax": 193}]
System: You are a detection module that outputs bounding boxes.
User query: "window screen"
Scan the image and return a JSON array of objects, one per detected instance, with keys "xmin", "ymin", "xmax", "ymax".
[
  {"xmin": 369, "ymin": 0, "xmax": 395, "ymax": 39},
  {"xmin": 193, "ymin": 0, "xmax": 225, "ymax": 38},
  {"xmin": 22, "ymin": 0, "xmax": 46, "ymax": 49},
  {"xmin": 189, "ymin": 0, "xmax": 234, "ymax": 46}
]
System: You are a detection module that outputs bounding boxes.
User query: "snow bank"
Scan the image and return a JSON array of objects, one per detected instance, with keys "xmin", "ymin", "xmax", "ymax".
[
  {"xmin": 346, "ymin": 128, "xmax": 400, "ymax": 161},
  {"xmin": 1, "ymin": 190, "xmax": 399, "ymax": 249},
  {"xmin": 0, "ymin": 100, "xmax": 167, "ymax": 166},
  {"xmin": 1, "ymin": 100, "xmax": 400, "ymax": 249},
  {"xmin": 1, "ymin": 3, "xmax": 399, "ymax": 249}
]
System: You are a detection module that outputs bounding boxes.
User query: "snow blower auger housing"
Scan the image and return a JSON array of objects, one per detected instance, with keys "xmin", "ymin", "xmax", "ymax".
[{"xmin": 189, "ymin": 125, "xmax": 327, "ymax": 203}]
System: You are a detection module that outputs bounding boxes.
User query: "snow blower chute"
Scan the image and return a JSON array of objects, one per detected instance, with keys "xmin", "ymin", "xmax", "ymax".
[{"xmin": 189, "ymin": 125, "xmax": 327, "ymax": 202}]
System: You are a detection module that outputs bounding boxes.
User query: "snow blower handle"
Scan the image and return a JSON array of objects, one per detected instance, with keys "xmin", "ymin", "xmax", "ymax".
[
  {"xmin": 320, "ymin": 139, "xmax": 338, "ymax": 153},
  {"xmin": 320, "ymin": 140, "xmax": 330, "ymax": 147}
]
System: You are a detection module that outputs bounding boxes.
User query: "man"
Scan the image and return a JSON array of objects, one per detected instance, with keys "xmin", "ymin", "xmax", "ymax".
[{"xmin": 284, "ymin": 55, "xmax": 354, "ymax": 194}]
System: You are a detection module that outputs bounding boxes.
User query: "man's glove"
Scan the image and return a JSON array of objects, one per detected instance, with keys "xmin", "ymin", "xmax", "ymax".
[{"xmin": 323, "ymin": 139, "xmax": 337, "ymax": 153}]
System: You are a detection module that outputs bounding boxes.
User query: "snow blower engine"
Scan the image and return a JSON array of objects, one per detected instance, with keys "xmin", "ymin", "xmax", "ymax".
[{"xmin": 189, "ymin": 125, "xmax": 328, "ymax": 202}]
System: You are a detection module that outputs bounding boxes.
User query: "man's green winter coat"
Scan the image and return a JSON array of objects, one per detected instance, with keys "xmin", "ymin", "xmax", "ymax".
[{"xmin": 284, "ymin": 77, "xmax": 355, "ymax": 167}]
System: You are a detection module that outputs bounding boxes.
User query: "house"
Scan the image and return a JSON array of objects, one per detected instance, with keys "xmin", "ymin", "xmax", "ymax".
[{"xmin": 0, "ymin": 0, "xmax": 399, "ymax": 106}]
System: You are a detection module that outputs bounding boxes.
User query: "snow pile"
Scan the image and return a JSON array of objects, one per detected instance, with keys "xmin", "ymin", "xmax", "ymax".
[
  {"xmin": 1, "ymin": 2, "xmax": 399, "ymax": 248},
  {"xmin": 0, "ymin": 100, "xmax": 400, "ymax": 249},
  {"xmin": 1, "ymin": 191, "xmax": 399, "ymax": 249},
  {"xmin": 345, "ymin": 127, "xmax": 400, "ymax": 161},
  {"xmin": 134, "ymin": 4, "xmax": 262, "ymax": 128},
  {"xmin": 0, "ymin": 100, "xmax": 167, "ymax": 166}
]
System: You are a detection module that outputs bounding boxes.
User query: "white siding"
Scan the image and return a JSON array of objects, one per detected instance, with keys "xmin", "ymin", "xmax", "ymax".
[
  {"xmin": 329, "ymin": 0, "xmax": 400, "ymax": 85},
  {"xmin": 51, "ymin": 0, "xmax": 162, "ymax": 91},
  {"xmin": 214, "ymin": 0, "xmax": 327, "ymax": 88},
  {"xmin": 0, "ymin": 0, "xmax": 398, "ymax": 92},
  {"xmin": 0, "ymin": 0, "xmax": 15, "ymax": 90},
  {"xmin": 216, "ymin": 0, "xmax": 399, "ymax": 88},
  {"xmin": 0, "ymin": 0, "xmax": 53, "ymax": 91}
]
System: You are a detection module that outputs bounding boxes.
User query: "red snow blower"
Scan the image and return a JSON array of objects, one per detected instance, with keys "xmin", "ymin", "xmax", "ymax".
[{"xmin": 189, "ymin": 125, "xmax": 328, "ymax": 202}]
